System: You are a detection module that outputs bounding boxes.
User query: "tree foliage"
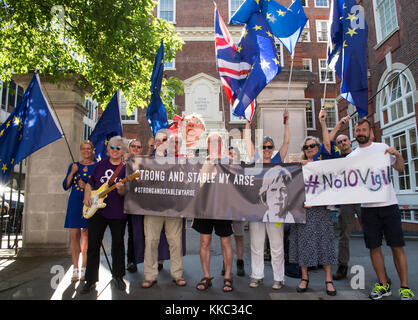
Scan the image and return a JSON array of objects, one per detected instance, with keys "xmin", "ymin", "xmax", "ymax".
[{"xmin": 0, "ymin": 0, "xmax": 184, "ymax": 114}]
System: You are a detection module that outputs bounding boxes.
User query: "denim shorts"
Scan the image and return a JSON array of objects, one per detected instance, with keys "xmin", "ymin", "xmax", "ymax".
[{"xmin": 360, "ymin": 205, "xmax": 405, "ymax": 249}]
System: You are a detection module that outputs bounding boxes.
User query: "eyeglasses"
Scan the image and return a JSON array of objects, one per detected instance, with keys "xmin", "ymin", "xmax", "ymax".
[
  {"xmin": 263, "ymin": 145, "xmax": 274, "ymax": 150},
  {"xmin": 130, "ymin": 145, "xmax": 142, "ymax": 149},
  {"xmin": 110, "ymin": 145, "xmax": 122, "ymax": 151},
  {"xmin": 155, "ymin": 138, "xmax": 167, "ymax": 142},
  {"xmin": 303, "ymin": 143, "xmax": 319, "ymax": 150}
]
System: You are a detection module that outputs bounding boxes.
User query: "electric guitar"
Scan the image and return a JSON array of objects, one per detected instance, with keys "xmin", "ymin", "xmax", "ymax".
[{"xmin": 83, "ymin": 171, "xmax": 141, "ymax": 219}]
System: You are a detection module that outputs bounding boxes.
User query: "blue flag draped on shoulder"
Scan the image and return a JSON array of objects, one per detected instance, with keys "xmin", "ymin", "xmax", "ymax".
[
  {"xmin": 0, "ymin": 73, "xmax": 63, "ymax": 184},
  {"xmin": 230, "ymin": 10, "xmax": 281, "ymax": 118},
  {"xmin": 264, "ymin": 0, "xmax": 308, "ymax": 56},
  {"xmin": 88, "ymin": 92, "xmax": 122, "ymax": 162},
  {"xmin": 146, "ymin": 41, "xmax": 168, "ymax": 136},
  {"xmin": 328, "ymin": 0, "xmax": 368, "ymax": 118}
]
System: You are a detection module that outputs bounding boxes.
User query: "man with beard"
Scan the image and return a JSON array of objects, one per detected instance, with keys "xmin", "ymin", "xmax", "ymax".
[{"xmin": 347, "ymin": 118, "xmax": 414, "ymax": 300}]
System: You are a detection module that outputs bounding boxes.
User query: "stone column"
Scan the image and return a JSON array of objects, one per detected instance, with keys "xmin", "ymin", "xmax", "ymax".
[{"xmin": 13, "ymin": 73, "xmax": 89, "ymax": 257}]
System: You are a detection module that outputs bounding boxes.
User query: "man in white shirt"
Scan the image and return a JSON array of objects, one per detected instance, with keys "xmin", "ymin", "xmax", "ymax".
[{"xmin": 347, "ymin": 118, "xmax": 414, "ymax": 300}]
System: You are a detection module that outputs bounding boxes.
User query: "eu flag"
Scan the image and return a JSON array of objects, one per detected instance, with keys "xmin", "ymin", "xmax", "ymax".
[
  {"xmin": 88, "ymin": 91, "xmax": 122, "ymax": 161},
  {"xmin": 146, "ymin": 41, "xmax": 168, "ymax": 136},
  {"xmin": 0, "ymin": 73, "xmax": 63, "ymax": 184},
  {"xmin": 264, "ymin": 0, "xmax": 308, "ymax": 56},
  {"xmin": 229, "ymin": 0, "xmax": 265, "ymax": 25},
  {"xmin": 232, "ymin": 12, "xmax": 281, "ymax": 118},
  {"xmin": 328, "ymin": 0, "xmax": 368, "ymax": 117}
]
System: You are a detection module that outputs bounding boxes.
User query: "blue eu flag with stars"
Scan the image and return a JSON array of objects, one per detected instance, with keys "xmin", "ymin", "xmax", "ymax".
[
  {"xmin": 264, "ymin": 0, "xmax": 308, "ymax": 56},
  {"xmin": 328, "ymin": 0, "xmax": 368, "ymax": 117},
  {"xmin": 146, "ymin": 41, "xmax": 168, "ymax": 136},
  {"xmin": 0, "ymin": 73, "xmax": 63, "ymax": 184},
  {"xmin": 88, "ymin": 91, "xmax": 123, "ymax": 162},
  {"xmin": 232, "ymin": 12, "xmax": 281, "ymax": 118}
]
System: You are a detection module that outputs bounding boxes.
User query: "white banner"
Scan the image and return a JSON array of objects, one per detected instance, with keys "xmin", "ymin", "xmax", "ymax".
[{"xmin": 303, "ymin": 153, "xmax": 392, "ymax": 206}]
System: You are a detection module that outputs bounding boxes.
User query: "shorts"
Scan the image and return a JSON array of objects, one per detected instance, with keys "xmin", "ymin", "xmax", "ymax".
[
  {"xmin": 360, "ymin": 205, "xmax": 405, "ymax": 249},
  {"xmin": 232, "ymin": 221, "xmax": 244, "ymax": 236},
  {"xmin": 192, "ymin": 218, "xmax": 233, "ymax": 237}
]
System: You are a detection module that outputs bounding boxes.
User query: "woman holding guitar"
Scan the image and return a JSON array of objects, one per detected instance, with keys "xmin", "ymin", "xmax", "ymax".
[
  {"xmin": 63, "ymin": 140, "xmax": 96, "ymax": 282},
  {"xmin": 81, "ymin": 136, "xmax": 128, "ymax": 294}
]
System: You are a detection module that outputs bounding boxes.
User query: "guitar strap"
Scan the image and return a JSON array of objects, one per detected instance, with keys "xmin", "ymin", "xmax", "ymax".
[{"xmin": 108, "ymin": 162, "xmax": 124, "ymax": 186}]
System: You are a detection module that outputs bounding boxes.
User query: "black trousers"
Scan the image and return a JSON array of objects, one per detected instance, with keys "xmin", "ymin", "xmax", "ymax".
[
  {"xmin": 85, "ymin": 213, "xmax": 126, "ymax": 283},
  {"xmin": 126, "ymin": 215, "xmax": 135, "ymax": 264}
]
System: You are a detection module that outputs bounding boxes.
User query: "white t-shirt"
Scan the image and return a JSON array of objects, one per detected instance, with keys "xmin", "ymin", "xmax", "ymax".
[{"xmin": 347, "ymin": 142, "xmax": 398, "ymax": 207}]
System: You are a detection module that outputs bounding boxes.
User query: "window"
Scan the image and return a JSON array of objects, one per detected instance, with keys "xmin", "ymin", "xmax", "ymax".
[
  {"xmin": 119, "ymin": 93, "xmax": 137, "ymax": 123},
  {"xmin": 305, "ymin": 99, "xmax": 315, "ymax": 130},
  {"xmin": 300, "ymin": 0, "xmax": 308, "ymax": 7},
  {"xmin": 0, "ymin": 80, "xmax": 24, "ymax": 114},
  {"xmin": 164, "ymin": 59, "xmax": 175, "ymax": 70},
  {"xmin": 316, "ymin": 20, "xmax": 329, "ymax": 42},
  {"xmin": 319, "ymin": 59, "xmax": 335, "ymax": 83},
  {"xmin": 299, "ymin": 20, "xmax": 310, "ymax": 42},
  {"xmin": 158, "ymin": 0, "xmax": 176, "ymax": 23},
  {"xmin": 229, "ymin": 0, "xmax": 245, "ymax": 21},
  {"xmin": 274, "ymin": 41, "xmax": 284, "ymax": 67},
  {"xmin": 373, "ymin": 0, "xmax": 398, "ymax": 43},
  {"xmin": 379, "ymin": 72, "xmax": 414, "ymax": 127},
  {"xmin": 348, "ymin": 111, "xmax": 359, "ymax": 141},
  {"xmin": 83, "ymin": 97, "xmax": 98, "ymax": 140},
  {"xmin": 322, "ymin": 99, "xmax": 338, "ymax": 128},
  {"xmin": 384, "ymin": 127, "xmax": 418, "ymax": 192},
  {"xmin": 302, "ymin": 58, "xmax": 312, "ymax": 71},
  {"xmin": 399, "ymin": 209, "xmax": 417, "ymax": 223},
  {"xmin": 314, "ymin": 0, "xmax": 328, "ymax": 7}
]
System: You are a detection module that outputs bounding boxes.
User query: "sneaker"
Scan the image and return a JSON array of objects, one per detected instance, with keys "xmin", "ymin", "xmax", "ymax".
[
  {"xmin": 369, "ymin": 282, "xmax": 392, "ymax": 300},
  {"xmin": 272, "ymin": 281, "xmax": 284, "ymax": 290},
  {"xmin": 249, "ymin": 278, "xmax": 263, "ymax": 288},
  {"xmin": 399, "ymin": 287, "xmax": 415, "ymax": 301}
]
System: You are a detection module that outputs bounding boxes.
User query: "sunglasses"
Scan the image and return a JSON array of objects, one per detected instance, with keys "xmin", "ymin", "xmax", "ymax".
[
  {"xmin": 263, "ymin": 145, "xmax": 274, "ymax": 150},
  {"xmin": 303, "ymin": 143, "xmax": 319, "ymax": 150},
  {"xmin": 337, "ymin": 138, "xmax": 348, "ymax": 143},
  {"xmin": 130, "ymin": 145, "xmax": 142, "ymax": 149},
  {"xmin": 155, "ymin": 138, "xmax": 167, "ymax": 142},
  {"xmin": 110, "ymin": 145, "xmax": 122, "ymax": 151}
]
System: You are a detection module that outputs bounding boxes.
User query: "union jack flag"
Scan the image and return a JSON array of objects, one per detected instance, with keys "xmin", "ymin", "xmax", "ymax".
[{"xmin": 215, "ymin": 5, "xmax": 256, "ymax": 122}]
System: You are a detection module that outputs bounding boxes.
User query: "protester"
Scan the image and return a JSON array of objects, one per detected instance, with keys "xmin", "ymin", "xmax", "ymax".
[
  {"xmin": 347, "ymin": 118, "xmax": 414, "ymax": 300},
  {"xmin": 193, "ymin": 133, "xmax": 234, "ymax": 292},
  {"xmin": 142, "ymin": 130, "xmax": 186, "ymax": 288},
  {"xmin": 289, "ymin": 107, "xmax": 340, "ymax": 296},
  {"xmin": 124, "ymin": 139, "xmax": 143, "ymax": 273},
  {"xmin": 63, "ymin": 140, "xmax": 96, "ymax": 282},
  {"xmin": 328, "ymin": 118, "xmax": 362, "ymax": 280},
  {"xmin": 220, "ymin": 147, "xmax": 245, "ymax": 277},
  {"xmin": 243, "ymin": 110, "xmax": 289, "ymax": 290},
  {"xmin": 81, "ymin": 136, "xmax": 127, "ymax": 293}
]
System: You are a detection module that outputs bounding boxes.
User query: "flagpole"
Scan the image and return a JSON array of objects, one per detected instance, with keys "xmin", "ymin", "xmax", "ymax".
[
  {"xmin": 285, "ymin": 55, "xmax": 295, "ymax": 109},
  {"xmin": 39, "ymin": 73, "xmax": 75, "ymax": 163}
]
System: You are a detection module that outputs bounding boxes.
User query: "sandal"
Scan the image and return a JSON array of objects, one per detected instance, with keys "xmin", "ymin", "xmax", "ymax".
[
  {"xmin": 223, "ymin": 278, "xmax": 233, "ymax": 292},
  {"xmin": 80, "ymin": 267, "xmax": 86, "ymax": 281},
  {"xmin": 71, "ymin": 268, "xmax": 79, "ymax": 282},
  {"xmin": 325, "ymin": 281, "xmax": 337, "ymax": 296},
  {"xmin": 142, "ymin": 279, "xmax": 157, "ymax": 288},
  {"xmin": 196, "ymin": 277, "xmax": 214, "ymax": 291},
  {"xmin": 297, "ymin": 278, "xmax": 309, "ymax": 293},
  {"xmin": 173, "ymin": 278, "xmax": 187, "ymax": 287}
]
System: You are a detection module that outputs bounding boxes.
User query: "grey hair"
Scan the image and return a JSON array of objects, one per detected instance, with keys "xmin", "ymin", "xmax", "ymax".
[
  {"xmin": 259, "ymin": 166, "xmax": 292, "ymax": 205},
  {"xmin": 107, "ymin": 135, "xmax": 127, "ymax": 154}
]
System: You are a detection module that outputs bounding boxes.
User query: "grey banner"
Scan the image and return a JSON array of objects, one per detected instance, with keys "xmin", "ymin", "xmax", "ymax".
[{"xmin": 124, "ymin": 156, "xmax": 306, "ymax": 223}]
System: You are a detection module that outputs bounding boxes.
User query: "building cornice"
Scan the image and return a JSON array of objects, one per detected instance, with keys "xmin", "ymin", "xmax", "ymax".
[{"xmin": 175, "ymin": 26, "xmax": 243, "ymax": 42}]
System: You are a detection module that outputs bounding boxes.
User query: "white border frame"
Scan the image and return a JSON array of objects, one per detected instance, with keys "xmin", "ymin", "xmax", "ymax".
[{"xmin": 157, "ymin": 0, "xmax": 176, "ymax": 24}]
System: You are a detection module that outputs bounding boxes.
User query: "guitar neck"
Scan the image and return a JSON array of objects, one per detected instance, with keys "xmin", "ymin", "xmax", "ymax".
[{"xmin": 99, "ymin": 177, "xmax": 127, "ymax": 198}]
